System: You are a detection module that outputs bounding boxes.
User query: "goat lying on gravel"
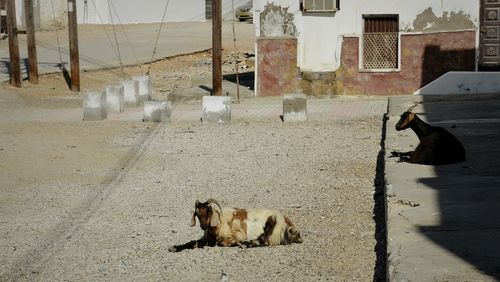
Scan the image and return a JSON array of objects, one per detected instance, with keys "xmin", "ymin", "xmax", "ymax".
[
  {"xmin": 391, "ymin": 104, "xmax": 466, "ymax": 165},
  {"xmin": 169, "ymin": 199, "xmax": 303, "ymax": 252}
]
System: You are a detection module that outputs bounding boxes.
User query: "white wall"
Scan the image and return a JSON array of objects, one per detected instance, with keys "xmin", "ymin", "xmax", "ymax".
[
  {"xmin": 77, "ymin": 0, "xmax": 205, "ymax": 24},
  {"xmin": 13, "ymin": 0, "xmax": 250, "ymax": 29},
  {"xmin": 77, "ymin": 0, "xmax": 250, "ymax": 24},
  {"xmin": 14, "ymin": 0, "xmax": 66, "ymax": 30},
  {"xmin": 256, "ymin": 0, "xmax": 480, "ymax": 72}
]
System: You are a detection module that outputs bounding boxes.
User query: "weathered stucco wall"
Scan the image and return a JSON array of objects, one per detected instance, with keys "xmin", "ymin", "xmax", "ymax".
[
  {"xmin": 255, "ymin": 0, "xmax": 480, "ymax": 72},
  {"xmin": 259, "ymin": 3, "xmax": 297, "ymax": 37},
  {"xmin": 409, "ymin": 7, "xmax": 475, "ymax": 32},
  {"xmin": 336, "ymin": 31, "xmax": 476, "ymax": 95},
  {"xmin": 257, "ymin": 37, "xmax": 300, "ymax": 97}
]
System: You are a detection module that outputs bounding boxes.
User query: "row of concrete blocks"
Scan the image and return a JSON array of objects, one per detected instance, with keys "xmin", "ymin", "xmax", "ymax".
[
  {"xmin": 83, "ymin": 76, "xmax": 171, "ymax": 122},
  {"xmin": 85, "ymin": 88, "xmax": 307, "ymax": 123},
  {"xmin": 201, "ymin": 94, "xmax": 307, "ymax": 123}
]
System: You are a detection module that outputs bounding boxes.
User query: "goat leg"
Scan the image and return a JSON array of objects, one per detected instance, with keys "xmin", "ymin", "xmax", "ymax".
[
  {"xmin": 390, "ymin": 150, "xmax": 413, "ymax": 158},
  {"xmin": 169, "ymin": 237, "xmax": 215, "ymax": 252}
]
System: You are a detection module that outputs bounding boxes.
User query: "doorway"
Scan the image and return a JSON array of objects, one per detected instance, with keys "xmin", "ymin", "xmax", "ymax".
[{"xmin": 479, "ymin": 0, "xmax": 500, "ymax": 70}]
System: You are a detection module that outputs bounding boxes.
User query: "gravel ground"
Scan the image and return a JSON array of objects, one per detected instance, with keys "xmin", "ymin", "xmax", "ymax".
[
  {"xmin": 1, "ymin": 114, "xmax": 383, "ymax": 280},
  {"xmin": 1, "ymin": 39, "xmax": 385, "ymax": 280}
]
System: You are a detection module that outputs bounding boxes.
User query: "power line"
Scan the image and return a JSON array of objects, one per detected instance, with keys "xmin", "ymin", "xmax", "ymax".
[{"xmin": 146, "ymin": 0, "xmax": 170, "ymax": 75}]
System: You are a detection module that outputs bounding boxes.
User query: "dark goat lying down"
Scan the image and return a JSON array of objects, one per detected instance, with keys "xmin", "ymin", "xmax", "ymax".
[
  {"xmin": 169, "ymin": 199, "xmax": 303, "ymax": 252},
  {"xmin": 391, "ymin": 108, "xmax": 466, "ymax": 165}
]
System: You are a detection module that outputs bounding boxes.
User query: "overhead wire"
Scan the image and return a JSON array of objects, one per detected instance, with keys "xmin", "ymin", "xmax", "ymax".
[
  {"xmin": 89, "ymin": 0, "xmax": 127, "ymax": 77},
  {"xmin": 108, "ymin": 0, "xmax": 144, "ymax": 74},
  {"xmin": 107, "ymin": 0, "xmax": 125, "ymax": 75},
  {"xmin": 146, "ymin": 0, "xmax": 171, "ymax": 75},
  {"xmin": 49, "ymin": 0, "xmax": 64, "ymax": 69}
]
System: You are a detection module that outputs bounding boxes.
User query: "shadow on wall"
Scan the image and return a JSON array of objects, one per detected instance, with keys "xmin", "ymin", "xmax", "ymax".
[
  {"xmin": 416, "ymin": 95, "xmax": 500, "ymax": 278},
  {"xmin": 420, "ymin": 45, "xmax": 475, "ymax": 88}
]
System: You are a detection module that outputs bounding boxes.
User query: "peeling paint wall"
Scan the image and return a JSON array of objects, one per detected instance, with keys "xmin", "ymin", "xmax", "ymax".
[
  {"xmin": 259, "ymin": 3, "xmax": 297, "ymax": 37},
  {"xmin": 257, "ymin": 37, "xmax": 300, "ymax": 97},
  {"xmin": 254, "ymin": 0, "xmax": 482, "ymax": 96},
  {"xmin": 336, "ymin": 31, "xmax": 476, "ymax": 95},
  {"xmin": 255, "ymin": 0, "xmax": 480, "ymax": 72},
  {"xmin": 410, "ymin": 7, "xmax": 475, "ymax": 32}
]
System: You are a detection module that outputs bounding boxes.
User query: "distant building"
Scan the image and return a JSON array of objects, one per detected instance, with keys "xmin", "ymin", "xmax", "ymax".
[
  {"xmin": 254, "ymin": 0, "xmax": 499, "ymax": 96},
  {"xmin": 7, "ymin": 0, "xmax": 249, "ymax": 30}
]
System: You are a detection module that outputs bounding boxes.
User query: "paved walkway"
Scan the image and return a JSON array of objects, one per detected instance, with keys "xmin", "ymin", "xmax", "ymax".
[
  {"xmin": 385, "ymin": 93, "xmax": 500, "ymax": 281},
  {"xmin": 0, "ymin": 94, "xmax": 389, "ymax": 124}
]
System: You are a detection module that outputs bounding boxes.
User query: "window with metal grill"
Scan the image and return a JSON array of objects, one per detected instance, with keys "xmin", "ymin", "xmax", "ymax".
[{"xmin": 363, "ymin": 15, "xmax": 399, "ymax": 70}]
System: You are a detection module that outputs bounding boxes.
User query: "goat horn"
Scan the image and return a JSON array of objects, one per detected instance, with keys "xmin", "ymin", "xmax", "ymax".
[
  {"xmin": 206, "ymin": 198, "xmax": 222, "ymax": 210},
  {"xmin": 406, "ymin": 103, "xmax": 418, "ymax": 112}
]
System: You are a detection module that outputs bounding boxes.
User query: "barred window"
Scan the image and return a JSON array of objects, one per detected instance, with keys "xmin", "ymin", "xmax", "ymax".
[{"xmin": 362, "ymin": 15, "xmax": 399, "ymax": 70}]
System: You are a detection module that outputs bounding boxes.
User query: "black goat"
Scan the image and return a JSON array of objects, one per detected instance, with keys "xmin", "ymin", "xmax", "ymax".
[{"xmin": 391, "ymin": 109, "xmax": 465, "ymax": 165}]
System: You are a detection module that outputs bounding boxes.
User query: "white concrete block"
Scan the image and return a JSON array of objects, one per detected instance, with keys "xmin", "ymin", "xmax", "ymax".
[
  {"xmin": 283, "ymin": 94, "xmax": 307, "ymax": 122},
  {"xmin": 83, "ymin": 91, "xmax": 107, "ymax": 121},
  {"xmin": 106, "ymin": 85, "xmax": 125, "ymax": 114},
  {"xmin": 122, "ymin": 80, "xmax": 139, "ymax": 107},
  {"xmin": 143, "ymin": 101, "xmax": 171, "ymax": 122},
  {"xmin": 133, "ymin": 75, "xmax": 152, "ymax": 102},
  {"xmin": 202, "ymin": 96, "xmax": 231, "ymax": 124}
]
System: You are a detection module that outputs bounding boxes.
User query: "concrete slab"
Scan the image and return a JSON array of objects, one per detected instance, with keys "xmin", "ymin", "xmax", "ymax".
[
  {"xmin": 106, "ymin": 85, "xmax": 125, "ymax": 114},
  {"xmin": 133, "ymin": 75, "xmax": 152, "ymax": 102},
  {"xmin": 283, "ymin": 94, "xmax": 307, "ymax": 122},
  {"xmin": 143, "ymin": 101, "xmax": 171, "ymax": 122},
  {"xmin": 385, "ymin": 93, "xmax": 500, "ymax": 281},
  {"xmin": 122, "ymin": 80, "xmax": 139, "ymax": 107},
  {"xmin": 83, "ymin": 91, "xmax": 107, "ymax": 121},
  {"xmin": 201, "ymin": 96, "xmax": 231, "ymax": 124}
]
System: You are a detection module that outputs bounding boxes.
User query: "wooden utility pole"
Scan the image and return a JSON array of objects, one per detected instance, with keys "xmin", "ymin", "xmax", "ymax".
[
  {"xmin": 6, "ymin": 0, "xmax": 21, "ymax": 87},
  {"xmin": 67, "ymin": 0, "xmax": 80, "ymax": 91},
  {"xmin": 23, "ymin": 0, "xmax": 38, "ymax": 84},
  {"xmin": 212, "ymin": 0, "xmax": 222, "ymax": 96}
]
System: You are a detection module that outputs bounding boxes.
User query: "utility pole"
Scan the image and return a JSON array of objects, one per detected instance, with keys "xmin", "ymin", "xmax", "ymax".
[
  {"xmin": 212, "ymin": 0, "xmax": 222, "ymax": 96},
  {"xmin": 24, "ymin": 0, "xmax": 38, "ymax": 84},
  {"xmin": 67, "ymin": 0, "xmax": 80, "ymax": 91},
  {"xmin": 6, "ymin": 0, "xmax": 21, "ymax": 87}
]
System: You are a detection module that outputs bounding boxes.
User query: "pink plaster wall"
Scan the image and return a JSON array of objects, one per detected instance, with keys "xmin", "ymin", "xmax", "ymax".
[
  {"xmin": 336, "ymin": 31, "xmax": 476, "ymax": 95},
  {"xmin": 257, "ymin": 37, "xmax": 300, "ymax": 97}
]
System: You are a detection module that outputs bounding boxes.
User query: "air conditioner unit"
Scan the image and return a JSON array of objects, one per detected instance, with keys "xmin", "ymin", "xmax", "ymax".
[{"xmin": 301, "ymin": 0, "xmax": 340, "ymax": 12}]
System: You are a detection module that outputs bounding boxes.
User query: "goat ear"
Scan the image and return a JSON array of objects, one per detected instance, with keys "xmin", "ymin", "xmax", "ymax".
[
  {"xmin": 210, "ymin": 209, "xmax": 221, "ymax": 227},
  {"xmin": 191, "ymin": 212, "xmax": 197, "ymax": 227}
]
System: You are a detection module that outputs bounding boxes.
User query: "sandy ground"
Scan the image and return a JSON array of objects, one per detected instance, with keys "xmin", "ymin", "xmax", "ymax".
[{"xmin": 0, "ymin": 45, "xmax": 385, "ymax": 280}]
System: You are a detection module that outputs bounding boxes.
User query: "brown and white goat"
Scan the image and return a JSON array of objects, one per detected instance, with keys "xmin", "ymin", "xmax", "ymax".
[
  {"xmin": 169, "ymin": 199, "xmax": 303, "ymax": 252},
  {"xmin": 391, "ymin": 105, "xmax": 466, "ymax": 165}
]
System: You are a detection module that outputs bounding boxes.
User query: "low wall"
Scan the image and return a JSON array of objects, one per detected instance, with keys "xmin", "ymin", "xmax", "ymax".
[
  {"xmin": 256, "ymin": 36, "xmax": 300, "ymax": 97},
  {"xmin": 336, "ymin": 30, "xmax": 476, "ymax": 95}
]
